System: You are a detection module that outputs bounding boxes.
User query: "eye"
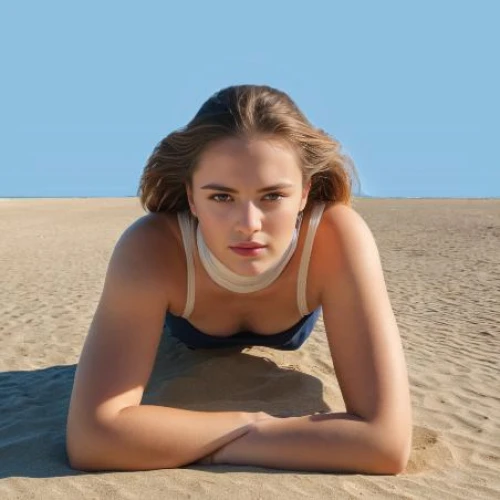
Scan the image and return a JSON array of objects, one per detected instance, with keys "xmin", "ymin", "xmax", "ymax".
[
  {"xmin": 264, "ymin": 192, "xmax": 285, "ymax": 201},
  {"xmin": 209, "ymin": 194, "xmax": 232, "ymax": 202}
]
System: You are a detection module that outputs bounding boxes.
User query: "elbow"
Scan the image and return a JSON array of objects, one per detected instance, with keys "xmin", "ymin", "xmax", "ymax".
[
  {"xmin": 66, "ymin": 430, "xmax": 102, "ymax": 472},
  {"xmin": 66, "ymin": 433, "xmax": 123, "ymax": 472},
  {"xmin": 376, "ymin": 444, "xmax": 411, "ymax": 475},
  {"xmin": 66, "ymin": 440, "xmax": 90, "ymax": 472},
  {"xmin": 66, "ymin": 415, "xmax": 118, "ymax": 472},
  {"xmin": 366, "ymin": 402, "xmax": 413, "ymax": 475},
  {"xmin": 65, "ymin": 428, "xmax": 130, "ymax": 472},
  {"xmin": 371, "ymin": 423, "xmax": 413, "ymax": 475},
  {"xmin": 66, "ymin": 420, "xmax": 86, "ymax": 471},
  {"xmin": 67, "ymin": 451, "xmax": 92, "ymax": 472}
]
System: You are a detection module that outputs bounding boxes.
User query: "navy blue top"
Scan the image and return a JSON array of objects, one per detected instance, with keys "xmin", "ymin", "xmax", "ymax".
[{"xmin": 163, "ymin": 307, "xmax": 322, "ymax": 351}]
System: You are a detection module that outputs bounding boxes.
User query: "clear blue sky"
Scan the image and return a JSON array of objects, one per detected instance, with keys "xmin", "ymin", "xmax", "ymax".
[{"xmin": 1, "ymin": 1, "xmax": 498, "ymax": 198}]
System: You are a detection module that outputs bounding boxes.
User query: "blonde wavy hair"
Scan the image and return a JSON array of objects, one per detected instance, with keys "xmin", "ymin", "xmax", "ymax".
[{"xmin": 138, "ymin": 84, "xmax": 360, "ymax": 213}]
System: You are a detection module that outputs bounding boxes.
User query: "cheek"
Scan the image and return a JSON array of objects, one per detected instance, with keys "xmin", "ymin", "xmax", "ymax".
[
  {"xmin": 201, "ymin": 216, "xmax": 231, "ymax": 247},
  {"xmin": 269, "ymin": 218, "xmax": 297, "ymax": 245}
]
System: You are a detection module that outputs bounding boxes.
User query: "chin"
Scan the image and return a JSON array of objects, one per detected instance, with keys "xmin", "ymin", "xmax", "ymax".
[{"xmin": 232, "ymin": 257, "xmax": 274, "ymax": 276}]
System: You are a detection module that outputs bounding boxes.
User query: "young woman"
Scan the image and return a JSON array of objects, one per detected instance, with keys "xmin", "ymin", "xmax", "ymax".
[{"xmin": 66, "ymin": 85, "xmax": 412, "ymax": 474}]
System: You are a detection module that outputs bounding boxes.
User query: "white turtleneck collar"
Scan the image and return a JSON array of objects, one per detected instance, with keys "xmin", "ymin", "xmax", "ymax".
[{"xmin": 195, "ymin": 213, "xmax": 303, "ymax": 293}]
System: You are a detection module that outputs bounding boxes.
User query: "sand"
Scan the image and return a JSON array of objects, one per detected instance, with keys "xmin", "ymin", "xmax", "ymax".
[{"xmin": 0, "ymin": 197, "xmax": 499, "ymax": 499}]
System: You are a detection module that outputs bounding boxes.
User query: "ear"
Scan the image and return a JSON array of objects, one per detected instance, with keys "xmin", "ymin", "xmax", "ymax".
[
  {"xmin": 185, "ymin": 183, "xmax": 197, "ymax": 217},
  {"xmin": 299, "ymin": 180, "xmax": 312, "ymax": 212}
]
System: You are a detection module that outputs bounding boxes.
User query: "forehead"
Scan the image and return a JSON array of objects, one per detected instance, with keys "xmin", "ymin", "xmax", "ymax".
[{"xmin": 196, "ymin": 136, "xmax": 300, "ymax": 175}]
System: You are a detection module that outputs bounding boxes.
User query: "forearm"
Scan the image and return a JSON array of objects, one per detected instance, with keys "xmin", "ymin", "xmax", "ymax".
[
  {"xmin": 211, "ymin": 412, "xmax": 409, "ymax": 474},
  {"xmin": 68, "ymin": 405, "xmax": 256, "ymax": 471}
]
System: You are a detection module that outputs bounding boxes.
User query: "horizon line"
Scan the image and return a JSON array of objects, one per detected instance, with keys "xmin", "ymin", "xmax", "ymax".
[{"xmin": 1, "ymin": 195, "xmax": 499, "ymax": 201}]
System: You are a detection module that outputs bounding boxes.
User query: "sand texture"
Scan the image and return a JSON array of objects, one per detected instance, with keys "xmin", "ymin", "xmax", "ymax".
[{"xmin": 1, "ymin": 197, "xmax": 499, "ymax": 499}]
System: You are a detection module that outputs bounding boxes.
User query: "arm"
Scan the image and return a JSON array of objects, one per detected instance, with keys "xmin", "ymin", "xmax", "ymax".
[
  {"xmin": 66, "ymin": 216, "xmax": 266, "ymax": 471},
  {"xmin": 202, "ymin": 205, "xmax": 413, "ymax": 474}
]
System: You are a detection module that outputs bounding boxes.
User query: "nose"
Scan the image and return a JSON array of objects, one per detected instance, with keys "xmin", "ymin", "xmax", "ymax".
[{"xmin": 234, "ymin": 202, "xmax": 262, "ymax": 236}]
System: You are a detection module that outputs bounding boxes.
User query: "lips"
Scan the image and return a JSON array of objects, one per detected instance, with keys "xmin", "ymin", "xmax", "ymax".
[{"xmin": 231, "ymin": 242, "xmax": 266, "ymax": 249}]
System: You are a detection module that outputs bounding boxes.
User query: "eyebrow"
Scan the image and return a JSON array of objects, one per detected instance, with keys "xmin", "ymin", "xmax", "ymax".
[{"xmin": 200, "ymin": 182, "xmax": 295, "ymax": 193}]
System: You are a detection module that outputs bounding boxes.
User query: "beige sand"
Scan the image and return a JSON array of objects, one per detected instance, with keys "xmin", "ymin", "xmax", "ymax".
[{"xmin": 0, "ymin": 197, "xmax": 499, "ymax": 499}]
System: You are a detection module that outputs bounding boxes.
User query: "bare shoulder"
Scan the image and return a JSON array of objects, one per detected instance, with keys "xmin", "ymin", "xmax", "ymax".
[
  {"xmin": 125, "ymin": 211, "xmax": 181, "ymax": 249},
  {"xmin": 320, "ymin": 202, "xmax": 372, "ymax": 240},
  {"xmin": 313, "ymin": 202, "xmax": 377, "ymax": 279},
  {"xmin": 90, "ymin": 213, "xmax": 182, "ymax": 332},
  {"xmin": 316, "ymin": 201, "xmax": 388, "ymax": 312},
  {"xmin": 121, "ymin": 211, "xmax": 182, "ymax": 268}
]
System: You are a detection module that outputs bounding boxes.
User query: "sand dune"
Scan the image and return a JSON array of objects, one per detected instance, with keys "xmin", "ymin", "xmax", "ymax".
[{"xmin": 1, "ymin": 197, "xmax": 499, "ymax": 499}]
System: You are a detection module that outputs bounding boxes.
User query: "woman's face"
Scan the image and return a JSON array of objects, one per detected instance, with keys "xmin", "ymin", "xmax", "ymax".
[{"xmin": 186, "ymin": 136, "xmax": 310, "ymax": 276}]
